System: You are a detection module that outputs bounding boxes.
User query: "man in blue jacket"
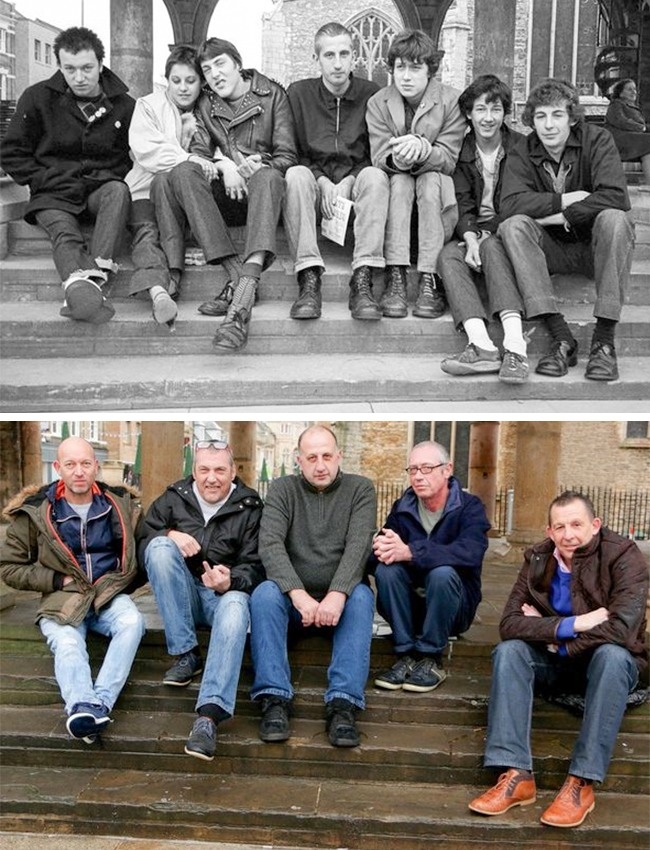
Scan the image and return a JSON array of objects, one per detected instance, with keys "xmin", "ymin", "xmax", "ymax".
[{"xmin": 371, "ymin": 440, "xmax": 490, "ymax": 692}]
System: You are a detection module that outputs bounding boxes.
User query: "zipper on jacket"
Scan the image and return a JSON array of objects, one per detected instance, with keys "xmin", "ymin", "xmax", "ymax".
[{"xmin": 335, "ymin": 98, "xmax": 341, "ymax": 155}]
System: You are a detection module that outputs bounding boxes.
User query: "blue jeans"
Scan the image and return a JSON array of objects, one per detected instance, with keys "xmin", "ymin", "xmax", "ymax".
[
  {"xmin": 39, "ymin": 593, "xmax": 145, "ymax": 715},
  {"xmin": 127, "ymin": 198, "xmax": 172, "ymax": 295},
  {"xmin": 35, "ymin": 180, "xmax": 131, "ymax": 281},
  {"xmin": 438, "ymin": 234, "xmax": 525, "ymax": 329},
  {"xmin": 144, "ymin": 537, "xmax": 250, "ymax": 716},
  {"xmin": 249, "ymin": 579, "xmax": 375, "ymax": 709},
  {"xmin": 282, "ymin": 165, "xmax": 389, "ymax": 272},
  {"xmin": 374, "ymin": 563, "xmax": 475, "ymax": 656},
  {"xmin": 497, "ymin": 210, "xmax": 634, "ymax": 321},
  {"xmin": 484, "ymin": 640, "xmax": 639, "ymax": 782}
]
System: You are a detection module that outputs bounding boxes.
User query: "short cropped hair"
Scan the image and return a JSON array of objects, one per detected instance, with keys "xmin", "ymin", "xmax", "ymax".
[
  {"xmin": 610, "ymin": 77, "xmax": 635, "ymax": 100},
  {"xmin": 164, "ymin": 45, "xmax": 201, "ymax": 79},
  {"xmin": 459, "ymin": 74, "xmax": 512, "ymax": 119},
  {"xmin": 548, "ymin": 490, "xmax": 596, "ymax": 525},
  {"xmin": 54, "ymin": 27, "xmax": 105, "ymax": 64},
  {"xmin": 411, "ymin": 440, "xmax": 450, "ymax": 465},
  {"xmin": 314, "ymin": 22, "xmax": 352, "ymax": 55},
  {"xmin": 387, "ymin": 29, "xmax": 444, "ymax": 76},
  {"xmin": 521, "ymin": 78, "xmax": 584, "ymax": 128},
  {"xmin": 297, "ymin": 424, "xmax": 339, "ymax": 451},
  {"xmin": 197, "ymin": 37, "xmax": 243, "ymax": 71}
]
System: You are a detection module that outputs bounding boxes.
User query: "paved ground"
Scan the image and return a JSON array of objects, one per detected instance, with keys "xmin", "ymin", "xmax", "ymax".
[{"xmin": 0, "ymin": 837, "xmax": 318, "ymax": 850}]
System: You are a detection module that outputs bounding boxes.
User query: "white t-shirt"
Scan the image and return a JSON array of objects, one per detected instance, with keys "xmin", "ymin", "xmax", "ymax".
[{"xmin": 192, "ymin": 481, "xmax": 236, "ymax": 524}]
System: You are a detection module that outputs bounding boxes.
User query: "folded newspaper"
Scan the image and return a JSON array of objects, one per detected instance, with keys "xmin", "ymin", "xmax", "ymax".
[{"xmin": 321, "ymin": 196, "xmax": 353, "ymax": 246}]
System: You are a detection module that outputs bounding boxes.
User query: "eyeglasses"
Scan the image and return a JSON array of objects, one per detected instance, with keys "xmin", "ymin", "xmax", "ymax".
[
  {"xmin": 405, "ymin": 463, "xmax": 446, "ymax": 476},
  {"xmin": 195, "ymin": 439, "xmax": 229, "ymax": 450}
]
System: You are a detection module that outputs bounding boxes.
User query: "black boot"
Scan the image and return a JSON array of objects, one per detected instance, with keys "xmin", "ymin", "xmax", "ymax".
[
  {"xmin": 348, "ymin": 266, "xmax": 381, "ymax": 320},
  {"xmin": 380, "ymin": 266, "xmax": 408, "ymax": 318},
  {"xmin": 290, "ymin": 267, "xmax": 322, "ymax": 319},
  {"xmin": 413, "ymin": 272, "xmax": 447, "ymax": 318}
]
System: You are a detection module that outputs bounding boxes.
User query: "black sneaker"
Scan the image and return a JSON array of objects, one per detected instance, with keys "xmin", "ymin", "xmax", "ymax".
[
  {"xmin": 374, "ymin": 655, "xmax": 417, "ymax": 690},
  {"xmin": 326, "ymin": 698, "xmax": 360, "ymax": 747},
  {"xmin": 184, "ymin": 716, "xmax": 218, "ymax": 761},
  {"xmin": 259, "ymin": 696, "xmax": 291, "ymax": 742},
  {"xmin": 402, "ymin": 657, "xmax": 447, "ymax": 692},
  {"xmin": 163, "ymin": 650, "xmax": 203, "ymax": 686},
  {"xmin": 66, "ymin": 702, "xmax": 112, "ymax": 743}
]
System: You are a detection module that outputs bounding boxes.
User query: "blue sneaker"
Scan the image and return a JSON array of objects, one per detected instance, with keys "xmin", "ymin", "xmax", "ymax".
[{"xmin": 66, "ymin": 702, "xmax": 112, "ymax": 743}]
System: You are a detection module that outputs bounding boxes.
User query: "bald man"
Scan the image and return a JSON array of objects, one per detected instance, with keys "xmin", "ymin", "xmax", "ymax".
[{"xmin": 1, "ymin": 437, "xmax": 145, "ymax": 744}]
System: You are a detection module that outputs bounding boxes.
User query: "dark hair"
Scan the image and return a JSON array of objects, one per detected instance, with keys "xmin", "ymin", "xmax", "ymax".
[
  {"xmin": 54, "ymin": 26, "xmax": 105, "ymax": 64},
  {"xmin": 314, "ymin": 21, "xmax": 352, "ymax": 55},
  {"xmin": 459, "ymin": 74, "xmax": 512, "ymax": 120},
  {"xmin": 548, "ymin": 490, "xmax": 596, "ymax": 525},
  {"xmin": 164, "ymin": 45, "xmax": 201, "ymax": 79},
  {"xmin": 197, "ymin": 37, "xmax": 243, "ymax": 71},
  {"xmin": 387, "ymin": 29, "xmax": 444, "ymax": 76},
  {"xmin": 521, "ymin": 78, "xmax": 584, "ymax": 128},
  {"xmin": 610, "ymin": 77, "xmax": 636, "ymax": 100}
]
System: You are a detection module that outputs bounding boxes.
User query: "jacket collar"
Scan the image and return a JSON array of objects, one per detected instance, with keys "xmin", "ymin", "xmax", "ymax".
[
  {"xmin": 397, "ymin": 475, "xmax": 463, "ymax": 519},
  {"xmin": 172, "ymin": 475, "xmax": 261, "ymax": 508},
  {"xmin": 528, "ymin": 120, "xmax": 584, "ymax": 165},
  {"xmin": 45, "ymin": 66, "xmax": 129, "ymax": 99},
  {"xmin": 318, "ymin": 74, "xmax": 358, "ymax": 103},
  {"xmin": 458, "ymin": 123, "xmax": 518, "ymax": 163},
  {"xmin": 298, "ymin": 468, "xmax": 343, "ymax": 495}
]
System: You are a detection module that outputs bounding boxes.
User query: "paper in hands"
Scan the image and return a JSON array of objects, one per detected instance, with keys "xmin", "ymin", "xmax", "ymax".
[{"xmin": 321, "ymin": 196, "xmax": 353, "ymax": 246}]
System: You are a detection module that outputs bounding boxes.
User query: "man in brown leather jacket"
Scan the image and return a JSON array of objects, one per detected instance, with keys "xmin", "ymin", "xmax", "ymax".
[{"xmin": 469, "ymin": 490, "xmax": 648, "ymax": 829}]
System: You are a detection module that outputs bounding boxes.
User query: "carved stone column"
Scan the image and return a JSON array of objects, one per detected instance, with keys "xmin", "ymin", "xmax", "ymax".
[{"xmin": 110, "ymin": 0, "xmax": 154, "ymax": 99}]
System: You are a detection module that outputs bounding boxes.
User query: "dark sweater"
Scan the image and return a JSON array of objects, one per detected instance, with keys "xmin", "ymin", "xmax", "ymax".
[{"xmin": 259, "ymin": 472, "xmax": 377, "ymax": 599}]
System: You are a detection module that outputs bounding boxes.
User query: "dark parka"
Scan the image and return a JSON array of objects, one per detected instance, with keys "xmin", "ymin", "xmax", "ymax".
[
  {"xmin": 499, "ymin": 529, "xmax": 649, "ymax": 685},
  {"xmin": 0, "ymin": 481, "xmax": 141, "ymax": 627},
  {"xmin": 499, "ymin": 120, "xmax": 631, "ymax": 243},
  {"xmin": 453, "ymin": 124, "xmax": 525, "ymax": 240},
  {"xmin": 137, "ymin": 476, "xmax": 264, "ymax": 594},
  {"xmin": 0, "ymin": 66, "xmax": 134, "ymax": 224},
  {"xmin": 367, "ymin": 476, "xmax": 490, "ymax": 617},
  {"xmin": 191, "ymin": 69, "xmax": 296, "ymax": 175}
]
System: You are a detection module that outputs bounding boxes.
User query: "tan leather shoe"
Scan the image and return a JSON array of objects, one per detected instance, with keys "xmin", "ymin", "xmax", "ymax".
[
  {"xmin": 540, "ymin": 775, "xmax": 595, "ymax": 828},
  {"xmin": 469, "ymin": 769, "xmax": 537, "ymax": 815}
]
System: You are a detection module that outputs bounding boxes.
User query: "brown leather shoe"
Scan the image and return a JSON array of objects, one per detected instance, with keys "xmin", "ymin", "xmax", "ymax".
[
  {"xmin": 540, "ymin": 775, "xmax": 595, "ymax": 828},
  {"xmin": 468, "ymin": 769, "xmax": 537, "ymax": 816}
]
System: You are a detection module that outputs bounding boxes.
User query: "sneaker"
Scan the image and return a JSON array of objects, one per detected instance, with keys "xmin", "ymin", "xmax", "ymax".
[
  {"xmin": 152, "ymin": 289, "xmax": 178, "ymax": 325},
  {"xmin": 402, "ymin": 657, "xmax": 447, "ymax": 692},
  {"xmin": 498, "ymin": 350, "xmax": 530, "ymax": 384},
  {"xmin": 66, "ymin": 702, "xmax": 112, "ymax": 743},
  {"xmin": 540, "ymin": 775, "xmax": 595, "ymax": 828},
  {"xmin": 162, "ymin": 649, "xmax": 203, "ymax": 686},
  {"xmin": 184, "ymin": 716, "xmax": 218, "ymax": 761},
  {"xmin": 441, "ymin": 343, "xmax": 501, "ymax": 376},
  {"xmin": 325, "ymin": 698, "xmax": 360, "ymax": 748},
  {"xmin": 259, "ymin": 696, "xmax": 291, "ymax": 742},
  {"xmin": 61, "ymin": 270, "xmax": 114, "ymax": 324},
  {"xmin": 374, "ymin": 655, "xmax": 417, "ymax": 690},
  {"xmin": 469, "ymin": 769, "xmax": 537, "ymax": 816}
]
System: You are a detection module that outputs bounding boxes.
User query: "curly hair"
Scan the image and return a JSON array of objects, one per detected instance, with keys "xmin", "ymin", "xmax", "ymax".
[
  {"xmin": 54, "ymin": 27, "xmax": 105, "ymax": 63},
  {"xmin": 387, "ymin": 29, "xmax": 444, "ymax": 76},
  {"xmin": 459, "ymin": 74, "xmax": 512, "ymax": 120},
  {"xmin": 521, "ymin": 78, "xmax": 584, "ymax": 128},
  {"xmin": 164, "ymin": 45, "xmax": 201, "ymax": 80}
]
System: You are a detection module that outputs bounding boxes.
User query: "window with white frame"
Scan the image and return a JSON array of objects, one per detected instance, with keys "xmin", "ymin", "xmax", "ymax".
[{"xmin": 34, "ymin": 39, "xmax": 41, "ymax": 62}]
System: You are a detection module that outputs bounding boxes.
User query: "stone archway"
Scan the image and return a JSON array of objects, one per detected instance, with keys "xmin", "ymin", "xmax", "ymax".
[{"xmin": 160, "ymin": 0, "xmax": 219, "ymax": 45}]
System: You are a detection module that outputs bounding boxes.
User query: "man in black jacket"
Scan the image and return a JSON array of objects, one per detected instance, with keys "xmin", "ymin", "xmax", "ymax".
[
  {"xmin": 1, "ymin": 27, "xmax": 134, "ymax": 324},
  {"xmin": 137, "ymin": 439, "xmax": 264, "ymax": 761}
]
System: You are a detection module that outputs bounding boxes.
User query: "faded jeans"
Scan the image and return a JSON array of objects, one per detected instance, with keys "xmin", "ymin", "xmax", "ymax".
[
  {"xmin": 497, "ymin": 210, "xmax": 634, "ymax": 321},
  {"xmin": 35, "ymin": 180, "xmax": 131, "ymax": 282},
  {"xmin": 127, "ymin": 198, "xmax": 172, "ymax": 295},
  {"xmin": 249, "ymin": 579, "xmax": 375, "ymax": 709},
  {"xmin": 438, "ymin": 234, "xmax": 525, "ymax": 329},
  {"xmin": 39, "ymin": 593, "xmax": 145, "ymax": 715},
  {"xmin": 484, "ymin": 640, "xmax": 639, "ymax": 782},
  {"xmin": 385, "ymin": 171, "xmax": 458, "ymax": 273},
  {"xmin": 144, "ymin": 537, "xmax": 250, "ymax": 716},
  {"xmin": 282, "ymin": 165, "xmax": 389, "ymax": 272}
]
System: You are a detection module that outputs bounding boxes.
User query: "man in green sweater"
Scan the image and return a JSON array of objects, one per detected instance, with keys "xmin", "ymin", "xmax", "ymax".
[{"xmin": 250, "ymin": 425, "xmax": 377, "ymax": 747}]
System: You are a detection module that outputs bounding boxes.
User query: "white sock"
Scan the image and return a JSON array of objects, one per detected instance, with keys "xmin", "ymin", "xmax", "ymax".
[
  {"xmin": 149, "ymin": 284, "xmax": 166, "ymax": 301},
  {"xmin": 500, "ymin": 310, "xmax": 527, "ymax": 356},
  {"xmin": 463, "ymin": 318, "xmax": 497, "ymax": 351}
]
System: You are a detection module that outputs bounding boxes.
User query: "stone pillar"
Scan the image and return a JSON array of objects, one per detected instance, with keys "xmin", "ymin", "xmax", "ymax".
[
  {"xmin": 140, "ymin": 421, "xmax": 184, "ymax": 511},
  {"xmin": 511, "ymin": 421, "xmax": 561, "ymax": 542},
  {"xmin": 473, "ymin": 0, "xmax": 518, "ymax": 90},
  {"xmin": 468, "ymin": 421, "xmax": 499, "ymax": 529},
  {"xmin": 110, "ymin": 0, "xmax": 153, "ymax": 99},
  {"xmin": 20, "ymin": 422, "xmax": 43, "ymax": 488},
  {"xmin": 0, "ymin": 422, "xmax": 22, "ymax": 510},
  {"xmin": 228, "ymin": 422, "xmax": 256, "ymax": 487}
]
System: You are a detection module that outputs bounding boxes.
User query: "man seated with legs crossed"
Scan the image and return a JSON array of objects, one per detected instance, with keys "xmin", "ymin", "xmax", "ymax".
[
  {"xmin": 284, "ymin": 21, "xmax": 389, "ymax": 321},
  {"xmin": 249, "ymin": 425, "xmax": 377, "ymax": 747},
  {"xmin": 371, "ymin": 441, "xmax": 490, "ymax": 692},
  {"xmin": 138, "ymin": 439, "xmax": 264, "ymax": 761},
  {"xmin": 469, "ymin": 491, "xmax": 648, "ymax": 828}
]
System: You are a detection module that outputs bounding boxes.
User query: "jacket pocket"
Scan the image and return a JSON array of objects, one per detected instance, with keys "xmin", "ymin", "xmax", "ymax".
[{"xmin": 37, "ymin": 589, "xmax": 93, "ymax": 627}]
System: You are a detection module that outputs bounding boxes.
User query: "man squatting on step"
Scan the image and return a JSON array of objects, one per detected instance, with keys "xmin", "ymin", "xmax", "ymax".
[
  {"xmin": 137, "ymin": 439, "xmax": 264, "ymax": 762},
  {"xmin": 469, "ymin": 490, "xmax": 648, "ymax": 829},
  {"xmin": 0, "ymin": 437, "xmax": 146, "ymax": 744}
]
